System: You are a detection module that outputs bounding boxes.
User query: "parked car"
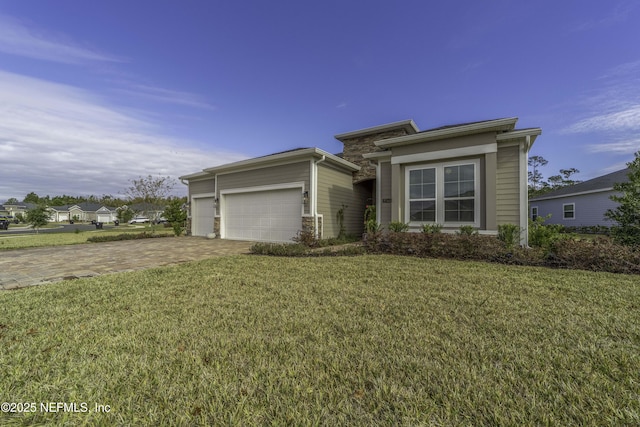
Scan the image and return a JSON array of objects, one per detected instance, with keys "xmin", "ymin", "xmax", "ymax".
[
  {"xmin": 129, "ymin": 216, "xmax": 150, "ymax": 224},
  {"xmin": 153, "ymin": 217, "xmax": 168, "ymax": 224},
  {"xmin": 0, "ymin": 216, "xmax": 10, "ymax": 230}
]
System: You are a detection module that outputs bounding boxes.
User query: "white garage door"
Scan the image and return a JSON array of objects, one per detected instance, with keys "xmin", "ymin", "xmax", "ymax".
[
  {"xmin": 224, "ymin": 188, "xmax": 302, "ymax": 242},
  {"xmin": 192, "ymin": 197, "xmax": 216, "ymax": 236},
  {"xmin": 97, "ymin": 214, "xmax": 110, "ymax": 223}
]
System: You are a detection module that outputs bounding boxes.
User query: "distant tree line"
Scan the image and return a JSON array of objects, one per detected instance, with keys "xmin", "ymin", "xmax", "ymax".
[{"xmin": 528, "ymin": 155, "xmax": 581, "ymax": 198}]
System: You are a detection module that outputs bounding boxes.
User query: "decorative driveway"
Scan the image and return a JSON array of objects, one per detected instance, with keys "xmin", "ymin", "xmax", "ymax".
[{"xmin": 0, "ymin": 237, "xmax": 252, "ymax": 290}]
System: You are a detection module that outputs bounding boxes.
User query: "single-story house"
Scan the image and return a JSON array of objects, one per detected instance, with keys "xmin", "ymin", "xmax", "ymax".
[
  {"xmin": 529, "ymin": 168, "xmax": 629, "ymax": 227},
  {"xmin": 180, "ymin": 117, "xmax": 540, "ymax": 244},
  {"xmin": 48, "ymin": 203, "xmax": 117, "ymax": 223}
]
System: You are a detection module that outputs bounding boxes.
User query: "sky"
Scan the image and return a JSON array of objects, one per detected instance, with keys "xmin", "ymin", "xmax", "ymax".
[{"xmin": 1, "ymin": 0, "xmax": 639, "ymax": 203}]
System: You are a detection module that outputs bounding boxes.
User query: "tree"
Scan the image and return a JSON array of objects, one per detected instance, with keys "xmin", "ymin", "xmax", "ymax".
[
  {"xmin": 126, "ymin": 175, "xmax": 175, "ymax": 220},
  {"xmin": 23, "ymin": 192, "xmax": 41, "ymax": 204},
  {"xmin": 605, "ymin": 152, "xmax": 640, "ymax": 246},
  {"xmin": 528, "ymin": 156, "xmax": 548, "ymax": 192},
  {"xmin": 116, "ymin": 205, "xmax": 135, "ymax": 223},
  {"xmin": 4, "ymin": 197, "xmax": 19, "ymax": 205},
  {"xmin": 163, "ymin": 198, "xmax": 188, "ymax": 236},
  {"xmin": 25, "ymin": 206, "xmax": 50, "ymax": 233}
]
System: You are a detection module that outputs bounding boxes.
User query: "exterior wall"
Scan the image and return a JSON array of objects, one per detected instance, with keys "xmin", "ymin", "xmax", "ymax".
[
  {"xmin": 531, "ymin": 191, "xmax": 620, "ymax": 227},
  {"xmin": 379, "ymin": 161, "xmax": 392, "ymax": 225},
  {"xmin": 189, "ymin": 177, "xmax": 215, "ymax": 197},
  {"xmin": 317, "ymin": 163, "xmax": 364, "ymax": 237},
  {"xmin": 391, "ymin": 132, "xmax": 496, "ymax": 157},
  {"xmin": 216, "ymin": 161, "xmax": 311, "ymax": 215},
  {"xmin": 496, "ymin": 145, "xmax": 520, "ymax": 225},
  {"xmin": 341, "ymin": 129, "xmax": 412, "ymax": 183}
]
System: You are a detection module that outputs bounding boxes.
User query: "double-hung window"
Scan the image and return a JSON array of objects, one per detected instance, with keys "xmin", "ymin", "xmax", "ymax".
[
  {"xmin": 563, "ymin": 203, "xmax": 575, "ymax": 220},
  {"xmin": 406, "ymin": 160, "xmax": 479, "ymax": 227}
]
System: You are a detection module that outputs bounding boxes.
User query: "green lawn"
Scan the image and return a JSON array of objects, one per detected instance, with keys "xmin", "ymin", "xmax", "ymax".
[
  {"xmin": 1, "ymin": 255, "xmax": 638, "ymax": 425},
  {"xmin": 0, "ymin": 225, "xmax": 169, "ymax": 250}
]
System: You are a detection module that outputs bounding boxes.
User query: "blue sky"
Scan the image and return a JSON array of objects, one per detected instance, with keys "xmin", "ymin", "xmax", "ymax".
[{"xmin": 1, "ymin": 1, "xmax": 639, "ymax": 202}]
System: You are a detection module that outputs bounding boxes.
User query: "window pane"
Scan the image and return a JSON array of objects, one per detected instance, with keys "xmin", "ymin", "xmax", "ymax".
[
  {"xmin": 459, "ymin": 181, "xmax": 474, "ymax": 197},
  {"xmin": 410, "ymin": 184, "xmax": 422, "ymax": 199},
  {"xmin": 444, "ymin": 182, "xmax": 458, "ymax": 198},
  {"xmin": 410, "ymin": 201, "xmax": 435, "ymax": 222},
  {"xmin": 410, "ymin": 170, "xmax": 421, "ymax": 185},
  {"xmin": 460, "ymin": 164, "xmax": 474, "ymax": 181},
  {"xmin": 460, "ymin": 210, "xmax": 474, "ymax": 222},
  {"xmin": 423, "ymin": 168, "xmax": 435, "ymax": 184},
  {"xmin": 424, "ymin": 183, "xmax": 435, "ymax": 199},
  {"xmin": 444, "ymin": 166, "xmax": 458, "ymax": 183}
]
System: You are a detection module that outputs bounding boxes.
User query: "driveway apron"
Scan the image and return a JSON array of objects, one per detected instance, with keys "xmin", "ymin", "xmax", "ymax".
[{"xmin": 0, "ymin": 237, "xmax": 252, "ymax": 290}]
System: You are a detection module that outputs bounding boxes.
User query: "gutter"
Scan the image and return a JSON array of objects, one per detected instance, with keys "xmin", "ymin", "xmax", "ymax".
[{"xmin": 313, "ymin": 155, "xmax": 326, "ymax": 239}]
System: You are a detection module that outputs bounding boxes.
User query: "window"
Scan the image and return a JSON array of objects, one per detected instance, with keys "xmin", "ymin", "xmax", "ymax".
[
  {"xmin": 531, "ymin": 206, "xmax": 538, "ymax": 221},
  {"xmin": 409, "ymin": 168, "xmax": 436, "ymax": 222},
  {"xmin": 406, "ymin": 160, "xmax": 479, "ymax": 226},
  {"xmin": 563, "ymin": 203, "xmax": 575, "ymax": 220}
]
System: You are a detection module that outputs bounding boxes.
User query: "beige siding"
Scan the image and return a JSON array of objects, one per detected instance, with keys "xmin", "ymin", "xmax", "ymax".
[
  {"xmin": 317, "ymin": 163, "xmax": 363, "ymax": 237},
  {"xmin": 217, "ymin": 161, "xmax": 311, "ymax": 214},
  {"xmin": 496, "ymin": 146, "xmax": 520, "ymax": 224},
  {"xmin": 189, "ymin": 177, "xmax": 216, "ymax": 197},
  {"xmin": 392, "ymin": 132, "xmax": 496, "ymax": 157},
  {"xmin": 379, "ymin": 161, "xmax": 392, "ymax": 225}
]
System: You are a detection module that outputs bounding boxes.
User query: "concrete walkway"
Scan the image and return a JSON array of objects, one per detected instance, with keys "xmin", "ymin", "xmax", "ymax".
[{"xmin": 0, "ymin": 237, "xmax": 252, "ymax": 290}]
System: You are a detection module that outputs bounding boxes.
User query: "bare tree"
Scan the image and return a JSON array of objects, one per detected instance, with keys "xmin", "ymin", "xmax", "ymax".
[{"xmin": 125, "ymin": 175, "xmax": 175, "ymax": 220}]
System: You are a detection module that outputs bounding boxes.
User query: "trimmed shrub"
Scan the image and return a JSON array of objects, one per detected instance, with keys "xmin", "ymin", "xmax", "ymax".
[
  {"xmin": 497, "ymin": 224, "xmax": 522, "ymax": 249},
  {"xmin": 87, "ymin": 232, "xmax": 173, "ymax": 243},
  {"xmin": 421, "ymin": 223, "xmax": 443, "ymax": 234},
  {"xmin": 388, "ymin": 221, "xmax": 409, "ymax": 232},
  {"xmin": 457, "ymin": 225, "xmax": 478, "ymax": 236}
]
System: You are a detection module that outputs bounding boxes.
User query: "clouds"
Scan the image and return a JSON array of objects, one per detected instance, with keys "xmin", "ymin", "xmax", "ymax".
[
  {"xmin": 0, "ymin": 70, "xmax": 243, "ymax": 201},
  {"xmin": 0, "ymin": 13, "xmax": 120, "ymax": 64}
]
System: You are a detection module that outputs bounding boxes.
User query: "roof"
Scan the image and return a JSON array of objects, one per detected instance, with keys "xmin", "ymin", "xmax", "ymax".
[
  {"xmin": 375, "ymin": 117, "xmax": 526, "ymax": 148},
  {"xmin": 199, "ymin": 147, "xmax": 359, "ymax": 175},
  {"xmin": 530, "ymin": 168, "xmax": 630, "ymax": 201},
  {"xmin": 334, "ymin": 120, "xmax": 419, "ymax": 142}
]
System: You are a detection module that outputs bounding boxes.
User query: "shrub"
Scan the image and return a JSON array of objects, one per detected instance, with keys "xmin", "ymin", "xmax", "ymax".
[
  {"xmin": 363, "ymin": 205, "xmax": 381, "ymax": 234},
  {"xmin": 292, "ymin": 228, "xmax": 318, "ymax": 247},
  {"xmin": 421, "ymin": 223, "xmax": 443, "ymax": 234},
  {"xmin": 497, "ymin": 224, "xmax": 522, "ymax": 249},
  {"xmin": 250, "ymin": 242, "xmax": 309, "ymax": 256},
  {"xmin": 388, "ymin": 221, "xmax": 409, "ymax": 232},
  {"xmin": 457, "ymin": 225, "xmax": 478, "ymax": 236},
  {"xmin": 87, "ymin": 232, "xmax": 173, "ymax": 243},
  {"xmin": 547, "ymin": 237, "xmax": 640, "ymax": 274}
]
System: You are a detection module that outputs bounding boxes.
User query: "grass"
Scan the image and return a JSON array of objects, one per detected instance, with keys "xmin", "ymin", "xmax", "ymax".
[
  {"xmin": 0, "ymin": 225, "xmax": 168, "ymax": 250},
  {"xmin": 1, "ymin": 255, "xmax": 638, "ymax": 425}
]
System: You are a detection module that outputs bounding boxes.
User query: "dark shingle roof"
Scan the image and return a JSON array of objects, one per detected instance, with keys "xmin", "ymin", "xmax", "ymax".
[
  {"xmin": 530, "ymin": 168, "xmax": 630, "ymax": 201},
  {"xmin": 418, "ymin": 118, "xmax": 511, "ymax": 133}
]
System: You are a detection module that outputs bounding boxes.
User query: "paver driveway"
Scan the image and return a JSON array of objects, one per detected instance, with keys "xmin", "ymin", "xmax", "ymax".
[{"xmin": 0, "ymin": 237, "xmax": 252, "ymax": 290}]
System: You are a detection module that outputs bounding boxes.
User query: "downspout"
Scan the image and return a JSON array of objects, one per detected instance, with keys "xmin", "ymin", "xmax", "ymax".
[
  {"xmin": 522, "ymin": 135, "xmax": 531, "ymax": 247},
  {"xmin": 313, "ymin": 155, "xmax": 326, "ymax": 239}
]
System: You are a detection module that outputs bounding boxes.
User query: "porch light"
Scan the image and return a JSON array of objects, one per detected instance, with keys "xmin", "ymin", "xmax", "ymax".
[{"xmin": 302, "ymin": 191, "xmax": 309, "ymax": 204}]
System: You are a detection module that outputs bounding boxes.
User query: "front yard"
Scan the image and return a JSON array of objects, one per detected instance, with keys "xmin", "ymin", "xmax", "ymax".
[{"xmin": 1, "ymin": 255, "xmax": 638, "ymax": 425}]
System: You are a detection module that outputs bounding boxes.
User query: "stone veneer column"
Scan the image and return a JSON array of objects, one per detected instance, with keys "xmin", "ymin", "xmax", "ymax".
[{"xmin": 213, "ymin": 217, "xmax": 220, "ymax": 238}]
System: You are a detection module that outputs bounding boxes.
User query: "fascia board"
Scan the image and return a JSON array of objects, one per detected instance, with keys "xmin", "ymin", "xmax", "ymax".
[
  {"xmin": 376, "ymin": 117, "xmax": 518, "ymax": 148},
  {"xmin": 206, "ymin": 148, "xmax": 360, "ymax": 175},
  {"xmin": 363, "ymin": 151, "xmax": 392, "ymax": 160},
  {"xmin": 496, "ymin": 128, "xmax": 542, "ymax": 141},
  {"xmin": 530, "ymin": 187, "xmax": 615, "ymax": 201},
  {"xmin": 334, "ymin": 120, "xmax": 419, "ymax": 141}
]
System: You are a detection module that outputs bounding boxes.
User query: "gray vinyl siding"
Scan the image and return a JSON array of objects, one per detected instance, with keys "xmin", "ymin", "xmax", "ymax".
[
  {"xmin": 391, "ymin": 132, "xmax": 496, "ymax": 157},
  {"xmin": 189, "ymin": 177, "xmax": 216, "ymax": 197},
  {"xmin": 317, "ymin": 163, "xmax": 364, "ymax": 237},
  {"xmin": 379, "ymin": 161, "xmax": 392, "ymax": 225},
  {"xmin": 496, "ymin": 146, "xmax": 520, "ymax": 225},
  {"xmin": 531, "ymin": 191, "xmax": 620, "ymax": 227},
  {"xmin": 217, "ymin": 161, "xmax": 311, "ymax": 215}
]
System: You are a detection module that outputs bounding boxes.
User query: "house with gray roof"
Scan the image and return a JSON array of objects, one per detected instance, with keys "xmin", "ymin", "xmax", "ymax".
[
  {"xmin": 529, "ymin": 168, "xmax": 630, "ymax": 227},
  {"xmin": 181, "ymin": 117, "xmax": 541, "ymax": 244}
]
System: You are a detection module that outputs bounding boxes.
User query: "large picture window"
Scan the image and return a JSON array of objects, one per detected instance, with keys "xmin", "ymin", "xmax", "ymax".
[{"xmin": 406, "ymin": 160, "xmax": 479, "ymax": 226}]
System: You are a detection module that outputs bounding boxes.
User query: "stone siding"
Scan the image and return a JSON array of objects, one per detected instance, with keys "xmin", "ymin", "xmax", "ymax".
[
  {"xmin": 214, "ymin": 217, "xmax": 221, "ymax": 238},
  {"xmin": 341, "ymin": 129, "xmax": 411, "ymax": 183},
  {"xmin": 302, "ymin": 216, "xmax": 323, "ymax": 238}
]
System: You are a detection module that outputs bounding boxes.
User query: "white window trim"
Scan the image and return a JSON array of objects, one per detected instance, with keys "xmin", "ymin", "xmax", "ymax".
[
  {"xmin": 563, "ymin": 203, "xmax": 575, "ymax": 220},
  {"xmin": 405, "ymin": 159, "xmax": 480, "ymax": 228},
  {"xmin": 531, "ymin": 206, "xmax": 538, "ymax": 220}
]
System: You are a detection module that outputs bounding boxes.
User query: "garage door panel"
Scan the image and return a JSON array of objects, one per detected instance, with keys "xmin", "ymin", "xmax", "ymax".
[
  {"xmin": 193, "ymin": 197, "xmax": 215, "ymax": 236},
  {"xmin": 224, "ymin": 188, "xmax": 302, "ymax": 242}
]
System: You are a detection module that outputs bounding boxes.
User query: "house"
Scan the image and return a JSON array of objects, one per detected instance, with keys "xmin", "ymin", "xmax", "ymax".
[
  {"xmin": 529, "ymin": 168, "xmax": 629, "ymax": 227},
  {"xmin": 180, "ymin": 117, "xmax": 540, "ymax": 244}
]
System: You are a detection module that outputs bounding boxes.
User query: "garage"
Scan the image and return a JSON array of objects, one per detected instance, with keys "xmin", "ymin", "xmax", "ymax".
[
  {"xmin": 223, "ymin": 188, "xmax": 302, "ymax": 242},
  {"xmin": 192, "ymin": 197, "xmax": 216, "ymax": 236},
  {"xmin": 96, "ymin": 214, "xmax": 110, "ymax": 223}
]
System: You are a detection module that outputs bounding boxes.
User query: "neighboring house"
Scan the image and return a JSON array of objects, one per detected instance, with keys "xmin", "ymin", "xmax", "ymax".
[
  {"xmin": 1, "ymin": 202, "xmax": 35, "ymax": 218},
  {"xmin": 529, "ymin": 168, "xmax": 629, "ymax": 227},
  {"xmin": 129, "ymin": 203, "xmax": 166, "ymax": 221},
  {"xmin": 180, "ymin": 117, "xmax": 540, "ymax": 244},
  {"xmin": 48, "ymin": 205, "xmax": 71, "ymax": 222}
]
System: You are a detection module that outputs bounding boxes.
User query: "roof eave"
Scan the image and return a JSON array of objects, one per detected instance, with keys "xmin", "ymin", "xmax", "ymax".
[
  {"xmin": 375, "ymin": 117, "xmax": 519, "ymax": 148},
  {"xmin": 334, "ymin": 119, "xmax": 419, "ymax": 142}
]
